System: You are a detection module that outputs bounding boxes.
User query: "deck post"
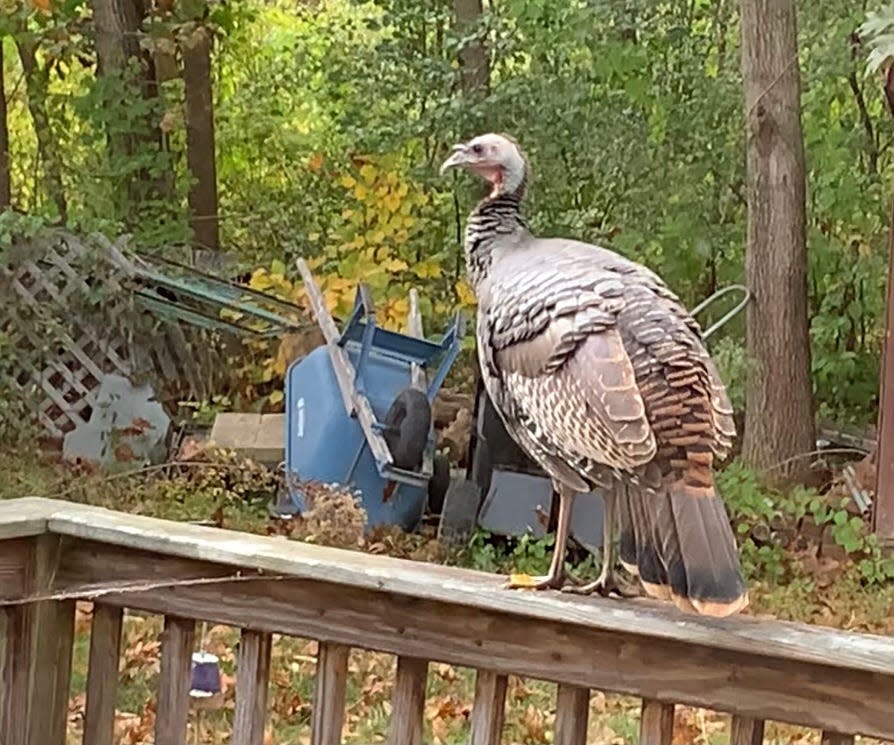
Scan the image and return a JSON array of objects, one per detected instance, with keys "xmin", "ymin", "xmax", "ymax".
[{"xmin": 0, "ymin": 535, "xmax": 74, "ymax": 745}]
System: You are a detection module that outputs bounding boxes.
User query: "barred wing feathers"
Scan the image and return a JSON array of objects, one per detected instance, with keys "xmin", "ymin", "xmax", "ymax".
[{"xmin": 479, "ymin": 237, "xmax": 747, "ymax": 616}]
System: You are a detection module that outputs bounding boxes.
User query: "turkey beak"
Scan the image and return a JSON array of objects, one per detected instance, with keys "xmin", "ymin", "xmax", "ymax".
[{"xmin": 439, "ymin": 144, "xmax": 469, "ymax": 175}]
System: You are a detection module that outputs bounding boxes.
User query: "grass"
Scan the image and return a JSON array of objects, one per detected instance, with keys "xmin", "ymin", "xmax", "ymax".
[{"xmin": 2, "ymin": 440, "xmax": 893, "ymax": 744}]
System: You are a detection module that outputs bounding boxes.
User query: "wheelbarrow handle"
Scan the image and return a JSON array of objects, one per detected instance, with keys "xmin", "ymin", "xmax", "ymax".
[
  {"xmin": 691, "ymin": 284, "xmax": 751, "ymax": 341},
  {"xmin": 354, "ymin": 283, "xmax": 376, "ymax": 319}
]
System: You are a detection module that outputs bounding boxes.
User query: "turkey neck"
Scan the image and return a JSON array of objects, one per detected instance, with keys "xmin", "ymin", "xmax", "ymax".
[{"xmin": 464, "ymin": 179, "xmax": 529, "ymax": 288}]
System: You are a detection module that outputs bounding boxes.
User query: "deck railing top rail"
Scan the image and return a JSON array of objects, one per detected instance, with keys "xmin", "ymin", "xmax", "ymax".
[
  {"xmin": 2, "ymin": 497, "xmax": 891, "ymax": 675},
  {"xmin": 2, "ymin": 496, "xmax": 894, "ymax": 744}
]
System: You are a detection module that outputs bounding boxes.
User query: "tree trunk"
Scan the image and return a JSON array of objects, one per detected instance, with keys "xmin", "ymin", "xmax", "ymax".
[
  {"xmin": 738, "ymin": 0, "xmax": 815, "ymax": 476},
  {"xmin": 453, "ymin": 0, "xmax": 489, "ymax": 97},
  {"xmin": 90, "ymin": 0, "xmax": 167, "ymax": 213},
  {"xmin": 16, "ymin": 39, "xmax": 67, "ymax": 221},
  {"xmin": 873, "ymin": 65, "xmax": 894, "ymax": 546},
  {"xmin": 182, "ymin": 25, "xmax": 220, "ymax": 257},
  {"xmin": 0, "ymin": 41, "xmax": 11, "ymax": 209}
]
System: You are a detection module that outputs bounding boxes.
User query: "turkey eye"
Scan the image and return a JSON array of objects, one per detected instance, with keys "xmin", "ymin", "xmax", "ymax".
[{"xmin": 472, "ymin": 144, "xmax": 483, "ymax": 154}]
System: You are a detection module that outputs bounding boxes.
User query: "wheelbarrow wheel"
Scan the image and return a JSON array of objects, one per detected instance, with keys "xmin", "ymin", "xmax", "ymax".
[{"xmin": 382, "ymin": 387, "xmax": 431, "ymax": 470}]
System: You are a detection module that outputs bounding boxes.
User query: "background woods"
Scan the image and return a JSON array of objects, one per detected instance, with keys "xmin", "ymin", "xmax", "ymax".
[
  {"xmin": 3, "ymin": 3, "xmax": 894, "ymax": 743},
  {"xmin": 3, "ymin": 0, "xmax": 893, "ymax": 435},
  {"xmin": 1, "ymin": 3, "xmax": 893, "ymax": 483}
]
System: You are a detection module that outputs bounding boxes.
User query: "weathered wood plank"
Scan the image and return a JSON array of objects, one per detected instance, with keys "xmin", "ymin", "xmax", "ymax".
[
  {"xmin": 83, "ymin": 603, "xmax": 123, "ymax": 745},
  {"xmin": 48, "ymin": 539, "xmax": 894, "ymax": 741},
  {"xmin": 388, "ymin": 656, "xmax": 427, "ymax": 745},
  {"xmin": 295, "ymin": 259, "xmax": 392, "ymax": 466},
  {"xmin": 470, "ymin": 670, "xmax": 507, "ymax": 745},
  {"xmin": 24, "ymin": 534, "xmax": 75, "ymax": 745},
  {"xmin": 27, "ymin": 498, "xmax": 894, "ymax": 681},
  {"xmin": 233, "ymin": 629, "xmax": 272, "ymax": 745},
  {"xmin": 0, "ymin": 537, "xmax": 31, "ymax": 606},
  {"xmin": 311, "ymin": 642, "xmax": 350, "ymax": 745},
  {"xmin": 821, "ymin": 733, "xmax": 855, "ymax": 745},
  {"xmin": 155, "ymin": 616, "xmax": 195, "ymax": 745},
  {"xmin": 554, "ymin": 683, "xmax": 589, "ymax": 745},
  {"xmin": 639, "ymin": 699, "xmax": 674, "ymax": 745},
  {"xmin": 29, "ymin": 599, "xmax": 75, "ymax": 745},
  {"xmin": 0, "ymin": 605, "xmax": 32, "ymax": 745},
  {"xmin": 0, "ymin": 535, "xmax": 40, "ymax": 745},
  {"xmin": 730, "ymin": 714, "xmax": 765, "ymax": 745}
]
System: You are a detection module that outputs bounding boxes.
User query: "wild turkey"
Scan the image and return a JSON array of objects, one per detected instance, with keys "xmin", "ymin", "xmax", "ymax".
[{"xmin": 440, "ymin": 133, "xmax": 748, "ymax": 617}]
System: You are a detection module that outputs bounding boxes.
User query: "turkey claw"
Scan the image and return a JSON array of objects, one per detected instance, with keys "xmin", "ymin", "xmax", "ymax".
[{"xmin": 563, "ymin": 572, "xmax": 641, "ymax": 598}]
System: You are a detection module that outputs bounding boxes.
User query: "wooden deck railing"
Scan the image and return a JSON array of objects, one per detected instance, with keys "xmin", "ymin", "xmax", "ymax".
[{"xmin": 2, "ymin": 497, "xmax": 894, "ymax": 745}]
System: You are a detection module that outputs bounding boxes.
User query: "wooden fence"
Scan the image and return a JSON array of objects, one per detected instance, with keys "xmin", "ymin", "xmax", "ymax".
[{"xmin": 1, "ymin": 497, "xmax": 893, "ymax": 745}]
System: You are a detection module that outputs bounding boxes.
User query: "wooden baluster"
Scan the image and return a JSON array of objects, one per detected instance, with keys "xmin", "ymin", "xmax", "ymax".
[
  {"xmin": 821, "ymin": 733, "xmax": 855, "ymax": 745},
  {"xmin": 0, "ymin": 535, "xmax": 75, "ymax": 745},
  {"xmin": 730, "ymin": 715, "xmax": 765, "ymax": 745},
  {"xmin": 155, "ymin": 616, "xmax": 195, "ymax": 745},
  {"xmin": 470, "ymin": 669, "xmax": 507, "ymax": 745},
  {"xmin": 83, "ymin": 604, "xmax": 124, "ymax": 745},
  {"xmin": 554, "ymin": 684, "xmax": 589, "ymax": 745},
  {"xmin": 311, "ymin": 642, "xmax": 350, "ymax": 745},
  {"xmin": 233, "ymin": 629, "xmax": 272, "ymax": 745},
  {"xmin": 639, "ymin": 699, "xmax": 675, "ymax": 745},
  {"xmin": 387, "ymin": 656, "xmax": 428, "ymax": 745},
  {"xmin": 1, "ymin": 605, "xmax": 33, "ymax": 745}
]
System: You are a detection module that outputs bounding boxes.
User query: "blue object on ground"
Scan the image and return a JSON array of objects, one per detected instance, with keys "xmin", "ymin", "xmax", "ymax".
[{"xmin": 284, "ymin": 285, "xmax": 463, "ymax": 532}]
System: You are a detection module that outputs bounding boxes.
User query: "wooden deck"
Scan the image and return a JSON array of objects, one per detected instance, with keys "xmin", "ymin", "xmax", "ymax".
[{"xmin": 1, "ymin": 497, "xmax": 893, "ymax": 744}]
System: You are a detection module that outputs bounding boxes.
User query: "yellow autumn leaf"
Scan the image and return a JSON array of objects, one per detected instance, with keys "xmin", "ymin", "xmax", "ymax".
[
  {"xmin": 456, "ymin": 279, "xmax": 477, "ymax": 308},
  {"xmin": 342, "ymin": 209, "xmax": 355, "ymax": 220},
  {"xmin": 414, "ymin": 259, "xmax": 441, "ymax": 279},
  {"xmin": 339, "ymin": 174, "xmax": 357, "ymax": 189},
  {"xmin": 391, "ymin": 296, "xmax": 409, "ymax": 316},
  {"xmin": 382, "ymin": 192, "xmax": 401, "ymax": 213},
  {"xmin": 397, "ymin": 182, "xmax": 409, "ymax": 198},
  {"xmin": 370, "ymin": 230, "xmax": 386, "ymax": 244},
  {"xmin": 382, "ymin": 258, "xmax": 409, "ymax": 272},
  {"xmin": 508, "ymin": 573, "xmax": 539, "ymax": 589},
  {"xmin": 354, "ymin": 184, "xmax": 369, "ymax": 200},
  {"xmin": 359, "ymin": 163, "xmax": 377, "ymax": 184}
]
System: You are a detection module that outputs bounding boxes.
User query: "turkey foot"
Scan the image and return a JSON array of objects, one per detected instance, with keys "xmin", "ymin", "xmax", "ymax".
[{"xmin": 563, "ymin": 570, "xmax": 640, "ymax": 598}]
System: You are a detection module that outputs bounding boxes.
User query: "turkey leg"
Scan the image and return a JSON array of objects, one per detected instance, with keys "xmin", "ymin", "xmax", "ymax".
[
  {"xmin": 505, "ymin": 484, "xmax": 576, "ymax": 591},
  {"xmin": 566, "ymin": 486, "xmax": 639, "ymax": 597}
]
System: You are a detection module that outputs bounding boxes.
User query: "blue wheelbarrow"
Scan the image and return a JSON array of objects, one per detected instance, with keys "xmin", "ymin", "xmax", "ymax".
[{"xmin": 282, "ymin": 259, "xmax": 464, "ymax": 532}]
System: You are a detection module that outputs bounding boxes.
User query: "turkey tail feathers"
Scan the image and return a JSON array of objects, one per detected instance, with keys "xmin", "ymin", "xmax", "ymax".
[
  {"xmin": 619, "ymin": 483, "xmax": 671, "ymax": 600},
  {"xmin": 621, "ymin": 479, "xmax": 748, "ymax": 617}
]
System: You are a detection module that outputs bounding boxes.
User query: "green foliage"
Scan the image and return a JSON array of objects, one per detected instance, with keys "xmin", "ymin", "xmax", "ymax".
[
  {"xmin": 719, "ymin": 459, "xmax": 894, "ymax": 587},
  {"xmin": 2, "ymin": 0, "xmax": 893, "ymax": 424}
]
